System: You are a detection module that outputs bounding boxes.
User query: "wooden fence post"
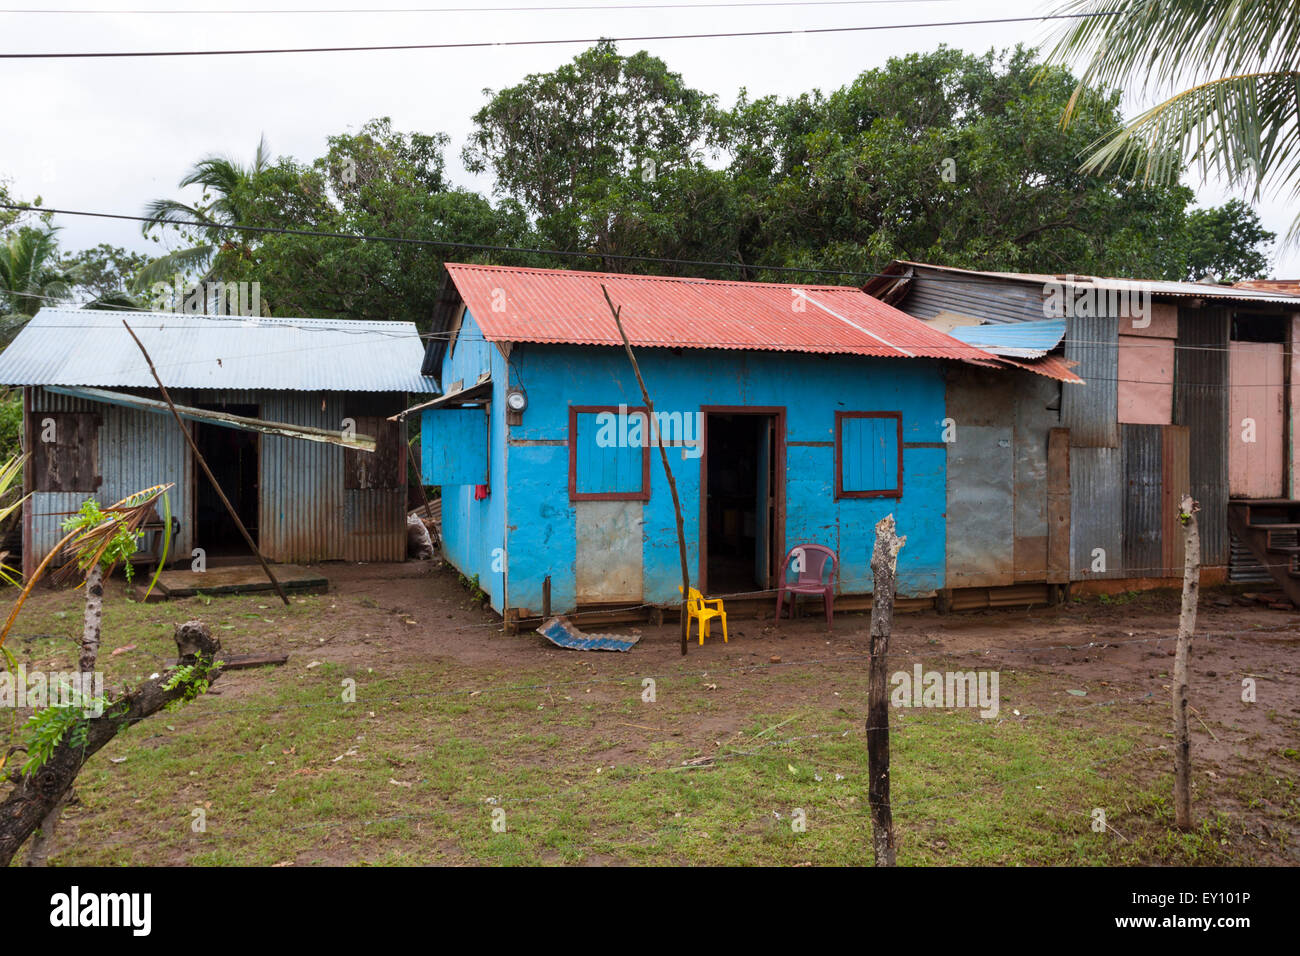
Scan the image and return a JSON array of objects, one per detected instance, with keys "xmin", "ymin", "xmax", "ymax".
[
  {"xmin": 1174, "ymin": 495, "xmax": 1200, "ymax": 830},
  {"xmin": 867, "ymin": 513, "xmax": 905, "ymax": 865}
]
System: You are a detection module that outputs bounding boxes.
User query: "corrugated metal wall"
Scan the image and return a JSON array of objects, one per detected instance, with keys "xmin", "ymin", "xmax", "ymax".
[
  {"xmin": 1175, "ymin": 307, "xmax": 1230, "ymax": 566},
  {"xmin": 25, "ymin": 387, "xmax": 408, "ymax": 568},
  {"xmin": 29, "ymin": 387, "xmax": 195, "ymax": 568},
  {"xmin": 906, "ymin": 268, "xmax": 1048, "ymax": 325},
  {"xmin": 1062, "ymin": 314, "xmax": 1120, "ymax": 447},
  {"xmin": 1122, "ymin": 424, "xmax": 1164, "ymax": 575},
  {"xmin": 1070, "ymin": 446, "xmax": 1124, "ymax": 579},
  {"xmin": 944, "ymin": 366, "xmax": 1063, "ymax": 588}
]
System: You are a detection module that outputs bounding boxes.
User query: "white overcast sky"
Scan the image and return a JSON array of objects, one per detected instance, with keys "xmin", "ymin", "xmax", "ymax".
[{"xmin": 2, "ymin": 0, "xmax": 1294, "ymax": 277}]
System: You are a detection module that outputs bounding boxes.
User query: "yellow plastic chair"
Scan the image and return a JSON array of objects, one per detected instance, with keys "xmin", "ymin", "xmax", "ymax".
[{"xmin": 678, "ymin": 586, "xmax": 729, "ymax": 645}]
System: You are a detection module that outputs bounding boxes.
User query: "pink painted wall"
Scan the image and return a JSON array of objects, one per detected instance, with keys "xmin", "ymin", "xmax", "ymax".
[
  {"xmin": 1291, "ymin": 315, "xmax": 1300, "ymax": 497},
  {"xmin": 1229, "ymin": 340, "xmax": 1285, "ymax": 499},
  {"xmin": 1118, "ymin": 302, "xmax": 1178, "ymax": 426}
]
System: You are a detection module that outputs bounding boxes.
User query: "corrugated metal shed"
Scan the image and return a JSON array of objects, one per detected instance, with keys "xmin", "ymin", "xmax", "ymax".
[
  {"xmin": 23, "ymin": 386, "xmax": 409, "ymax": 571},
  {"xmin": 440, "ymin": 262, "xmax": 1001, "ymax": 363},
  {"xmin": 0, "ymin": 309, "xmax": 436, "ymax": 393}
]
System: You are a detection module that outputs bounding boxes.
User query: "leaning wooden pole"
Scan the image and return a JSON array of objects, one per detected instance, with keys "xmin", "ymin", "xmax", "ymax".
[
  {"xmin": 602, "ymin": 286, "xmax": 691, "ymax": 656},
  {"xmin": 867, "ymin": 513, "xmax": 905, "ymax": 865},
  {"xmin": 1173, "ymin": 495, "xmax": 1200, "ymax": 830},
  {"xmin": 122, "ymin": 320, "xmax": 290, "ymax": 606}
]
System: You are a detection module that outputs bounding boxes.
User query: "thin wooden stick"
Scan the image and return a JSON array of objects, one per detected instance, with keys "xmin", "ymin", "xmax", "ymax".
[
  {"xmin": 601, "ymin": 286, "xmax": 691, "ymax": 656},
  {"xmin": 1173, "ymin": 495, "xmax": 1200, "ymax": 830},
  {"xmin": 121, "ymin": 320, "xmax": 289, "ymax": 606}
]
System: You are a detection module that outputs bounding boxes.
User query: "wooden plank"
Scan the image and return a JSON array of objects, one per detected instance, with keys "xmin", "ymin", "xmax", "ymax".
[
  {"xmin": 32, "ymin": 412, "xmax": 101, "ymax": 493},
  {"xmin": 1046, "ymin": 427, "xmax": 1071, "ymax": 583},
  {"xmin": 1162, "ymin": 425, "xmax": 1190, "ymax": 577},
  {"xmin": 142, "ymin": 563, "xmax": 328, "ymax": 599},
  {"xmin": 219, "ymin": 653, "xmax": 289, "ymax": 670}
]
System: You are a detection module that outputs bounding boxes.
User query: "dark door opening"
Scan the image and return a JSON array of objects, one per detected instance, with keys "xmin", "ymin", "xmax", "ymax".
[
  {"xmin": 193, "ymin": 404, "xmax": 259, "ymax": 555},
  {"xmin": 703, "ymin": 411, "xmax": 779, "ymax": 595}
]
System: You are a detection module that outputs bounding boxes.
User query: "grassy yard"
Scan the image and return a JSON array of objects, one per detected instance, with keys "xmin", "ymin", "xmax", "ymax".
[{"xmin": 2, "ymin": 565, "xmax": 1296, "ymax": 866}]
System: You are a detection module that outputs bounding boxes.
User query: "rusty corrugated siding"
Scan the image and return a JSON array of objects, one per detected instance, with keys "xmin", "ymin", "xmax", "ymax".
[
  {"xmin": 943, "ymin": 366, "xmax": 1062, "ymax": 588},
  {"xmin": 1061, "ymin": 314, "xmax": 1119, "ymax": 447},
  {"xmin": 260, "ymin": 391, "xmax": 344, "ymax": 562},
  {"xmin": 1175, "ymin": 307, "xmax": 1230, "ymax": 566},
  {"xmin": 1122, "ymin": 424, "xmax": 1164, "ymax": 576},
  {"xmin": 28, "ymin": 386, "xmax": 195, "ymax": 569},
  {"xmin": 1070, "ymin": 446, "xmax": 1124, "ymax": 579}
]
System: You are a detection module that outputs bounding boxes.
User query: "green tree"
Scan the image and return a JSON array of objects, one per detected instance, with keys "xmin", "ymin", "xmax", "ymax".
[
  {"xmin": 1183, "ymin": 199, "xmax": 1274, "ymax": 282},
  {"xmin": 1045, "ymin": 0, "xmax": 1300, "ymax": 241},
  {"xmin": 0, "ymin": 226, "xmax": 80, "ymax": 341},
  {"xmin": 219, "ymin": 117, "xmax": 535, "ymax": 329},
  {"xmin": 464, "ymin": 40, "xmax": 723, "ymax": 266},
  {"xmin": 138, "ymin": 135, "xmax": 273, "ymax": 288},
  {"xmin": 61, "ymin": 243, "xmax": 151, "ymax": 303},
  {"xmin": 722, "ymin": 46, "xmax": 1211, "ymax": 279}
]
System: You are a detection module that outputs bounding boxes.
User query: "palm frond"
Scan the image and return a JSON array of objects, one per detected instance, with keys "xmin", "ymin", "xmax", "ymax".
[
  {"xmin": 0, "ymin": 483, "xmax": 174, "ymax": 651},
  {"xmin": 1046, "ymin": 0, "xmax": 1300, "ymax": 105},
  {"xmin": 1044, "ymin": 0, "xmax": 1300, "ymax": 240},
  {"xmin": 131, "ymin": 244, "xmax": 216, "ymax": 291}
]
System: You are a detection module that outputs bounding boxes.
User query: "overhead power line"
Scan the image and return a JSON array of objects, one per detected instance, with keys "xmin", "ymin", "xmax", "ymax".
[
  {"xmin": 0, "ymin": 11, "xmax": 1115, "ymax": 58},
  {"xmin": 0, "ymin": 0, "xmax": 968, "ymax": 14}
]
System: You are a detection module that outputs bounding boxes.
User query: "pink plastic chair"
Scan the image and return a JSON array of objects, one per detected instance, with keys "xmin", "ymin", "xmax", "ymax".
[{"xmin": 775, "ymin": 543, "xmax": 836, "ymax": 627}]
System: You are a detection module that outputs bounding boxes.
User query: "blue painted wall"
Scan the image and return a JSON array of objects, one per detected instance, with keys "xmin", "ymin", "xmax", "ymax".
[
  {"xmin": 494, "ymin": 334, "xmax": 951, "ymax": 614},
  {"xmin": 425, "ymin": 311, "xmax": 508, "ymax": 610}
]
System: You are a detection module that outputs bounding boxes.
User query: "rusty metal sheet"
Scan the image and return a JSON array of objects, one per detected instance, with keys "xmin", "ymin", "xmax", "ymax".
[
  {"xmin": 1175, "ymin": 307, "xmax": 1230, "ymax": 566},
  {"xmin": 1013, "ymin": 374, "xmax": 1061, "ymax": 581},
  {"xmin": 1122, "ymin": 424, "xmax": 1163, "ymax": 576},
  {"xmin": 575, "ymin": 500, "xmax": 643, "ymax": 603},
  {"xmin": 946, "ymin": 425, "xmax": 1015, "ymax": 588},
  {"xmin": 1070, "ymin": 445, "xmax": 1124, "ymax": 579}
]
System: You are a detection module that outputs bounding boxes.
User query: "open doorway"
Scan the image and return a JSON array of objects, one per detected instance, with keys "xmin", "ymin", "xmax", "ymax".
[
  {"xmin": 701, "ymin": 408, "xmax": 782, "ymax": 595},
  {"xmin": 193, "ymin": 404, "xmax": 259, "ymax": 555}
]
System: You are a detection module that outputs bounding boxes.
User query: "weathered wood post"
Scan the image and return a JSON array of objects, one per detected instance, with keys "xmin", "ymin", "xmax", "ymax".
[
  {"xmin": 867, "ymin": 513, "xmax": 905, "ymax": 865},
  {"xmin": 1174, "ymin": 495, "xmax": 1200, "ymax": 830},
  {"xmin": 602, "ymin": 286, "xmax": 692, "ymax": 655}
]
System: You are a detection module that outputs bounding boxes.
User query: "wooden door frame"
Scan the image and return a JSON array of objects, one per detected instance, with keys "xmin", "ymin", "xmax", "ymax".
[{"xmin": 698, "ymin": 405, "xmax": 786, "ymax": 595}]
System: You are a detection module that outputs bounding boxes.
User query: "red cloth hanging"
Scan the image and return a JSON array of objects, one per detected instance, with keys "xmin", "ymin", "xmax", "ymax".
[{"xmin": 474, "ymin": 484, "xmax": 489, "ymax": 500}]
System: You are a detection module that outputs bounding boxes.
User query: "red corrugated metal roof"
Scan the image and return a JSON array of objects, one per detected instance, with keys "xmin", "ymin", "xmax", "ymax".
[
  {"xmin": 442, "ymin": 263, "xmax": 1002, "ymax": 363},
  {"xmin": 987, "ymin": 353, "xmax": 1084, "ymax": 385}
]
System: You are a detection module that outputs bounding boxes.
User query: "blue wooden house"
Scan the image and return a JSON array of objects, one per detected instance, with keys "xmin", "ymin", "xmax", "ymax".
[{"xmin": 414, "ymin": 264, "xmax": 1075, "ymax": 620}]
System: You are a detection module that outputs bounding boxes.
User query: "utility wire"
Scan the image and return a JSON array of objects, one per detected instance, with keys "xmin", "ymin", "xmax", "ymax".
[
  {"xmin": 0, "ymin": 11, "xmax": 1117, "ymax": 58},
  {"xmin": 0, "ymin": 0, "xmax": 970, "ymax": 13}
]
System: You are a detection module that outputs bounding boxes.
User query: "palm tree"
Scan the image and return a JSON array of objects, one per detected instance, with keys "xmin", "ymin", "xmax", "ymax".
[
  {"xmin": 1045, "ymin": 0, "xmax": 1300, "ymax": 240},
  {"xmin": 0, "ymin": 226, "xmax": 80, "ymax": 343},
  {"xmin": 135, "ymin": 135, "xmax": 272, "ymax": 289}
]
